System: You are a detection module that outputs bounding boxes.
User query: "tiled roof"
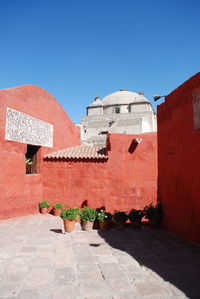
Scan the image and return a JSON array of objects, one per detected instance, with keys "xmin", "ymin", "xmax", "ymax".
[{"xmin": 44, "ymin": 145, "xmax": 108, "ymax": 160}]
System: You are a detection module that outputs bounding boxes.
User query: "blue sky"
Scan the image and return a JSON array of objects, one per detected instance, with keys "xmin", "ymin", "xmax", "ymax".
[{"xmin": 0, "ymin": 0, "xmax": 199, "ymax": 123}]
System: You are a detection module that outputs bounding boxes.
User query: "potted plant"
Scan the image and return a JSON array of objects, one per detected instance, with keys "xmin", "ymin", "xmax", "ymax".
[
  {"xmin": 39, "ymin": 201, "xmax": 50, "ymax": 214},
  {"xmin": 80, "ymin": 206, "xmax": 97, "ymax": 231},
  {"xmin": 143, "ymin": 202, "xmax": 163, "ymax": 228},
  {"xmin": 61, "ymin": 208, "xmax": 77, "ymax": 232},
  {"xmin": 113, "ymin": 211, "xmax": 128, "ymax": 230},
  {"xmin": 53, "ymin": 203, "xmax": 64, "ymax": 216},
  {"xmin": 128, "ymin": 209, "xmax": 144, "ymax": 229},
  {"xmin": 97, "ymin": 210, "xmax": 113, "ymax": 231}
]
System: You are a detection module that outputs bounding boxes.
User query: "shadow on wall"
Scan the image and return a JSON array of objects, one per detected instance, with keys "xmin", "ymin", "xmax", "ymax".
[
  {"xmin": 81, "ymin": 200, "xmax": 88, "ymax": 208},
  {"xmin": 97, "ymin": 228, "xmax": 200, "ymax": 298},
  {"xmin": 128, "ymin": 140, "xmax": 138, "ymax": 153}
]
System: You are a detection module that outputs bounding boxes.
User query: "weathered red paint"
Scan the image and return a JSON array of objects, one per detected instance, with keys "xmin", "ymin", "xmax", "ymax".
[
  {"xmin": 43, "ymin": 133, "xmax": 157, "ymax": 213},
  {"xmin": 0, "ymin": 85, "xmax": 80, "ymax": 219},
  {"xmin": 158, "ymin": 72, "xmax": 200, "ymax": 243}
]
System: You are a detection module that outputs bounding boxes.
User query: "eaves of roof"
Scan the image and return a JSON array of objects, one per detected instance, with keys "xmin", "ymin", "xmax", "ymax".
[{"xmin": 44, "ymin": 145, "xmax": 108, "ymax": 160}]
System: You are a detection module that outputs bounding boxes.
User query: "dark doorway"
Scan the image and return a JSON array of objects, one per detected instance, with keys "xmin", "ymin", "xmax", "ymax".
[{"xmin": 25, "ymin": 145, "xmax": 40, "ymax": 174}]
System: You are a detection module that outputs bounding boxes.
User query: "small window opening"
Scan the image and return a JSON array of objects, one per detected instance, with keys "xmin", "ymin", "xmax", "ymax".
[
  {"xmin": 25, "ymin": 145, "xmax": 40, "ymax": 174},
  {"xmin": 115, "ymin": 106, "xmax": 120, "ymax": 114}
]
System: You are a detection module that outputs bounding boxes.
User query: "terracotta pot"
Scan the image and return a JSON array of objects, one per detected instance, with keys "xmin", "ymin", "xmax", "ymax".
[
  {"xmin": 53, "ymin": 208, "xmax": 62, "ymax": 216},
  {"xmin": 99, "ymin": 221, "xmax": 111, "ymax": 231},
  {"xmin": 131, "ymin": 220, "xmax": 142, "ymax": 229},
  {"xmin": 115, "ymin": 221, "xmax": 126, "ymax": 230},
  {"xmin": 81, "ymin": 221, "xmax": 94, "ymax": 231},
  {"xmin": 40, "ymin": 207, "xmax": 48, "ymax": 214},
  {"xmin": 63, "ymin": 219, "xmax": 75, "ymax": 232}
]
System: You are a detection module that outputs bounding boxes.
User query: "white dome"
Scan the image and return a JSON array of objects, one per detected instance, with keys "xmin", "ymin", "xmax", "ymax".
[{"xmin": 101, "ymin": 90, "xmax": 149, "ymax": 106}]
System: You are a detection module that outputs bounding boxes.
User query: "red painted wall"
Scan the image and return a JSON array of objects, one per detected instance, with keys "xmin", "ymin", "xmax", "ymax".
[
  {"xmin": 43, "ymin": 133, "xmax": 157, "ymax": 213},
  {"xmin": 0, "ymin": 85, "xmax": 80, "ymax": 219},
  {"xmin": 158, "ymin": 73, "xmax": 200, "ymax": 243}
]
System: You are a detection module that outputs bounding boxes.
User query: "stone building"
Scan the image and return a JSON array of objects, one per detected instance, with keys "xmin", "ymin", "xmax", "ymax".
[{"xmin": 80, "ymin": 89, "xmax": 157, "ymax": 145}]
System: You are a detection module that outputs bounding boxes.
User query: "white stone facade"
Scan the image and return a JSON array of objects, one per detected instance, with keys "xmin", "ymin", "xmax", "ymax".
[{"xmin": 80, "ymin": 89, "xmax": 157, "ymax": 145}]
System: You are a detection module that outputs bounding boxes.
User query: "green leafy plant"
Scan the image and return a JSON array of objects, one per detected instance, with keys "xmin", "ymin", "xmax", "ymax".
[
  {"xmin": 39, "ymin": 201, "xmax": 50, "ymax": 208},
  {"xmin": 143, "ymin": 202, "xmax": 163, "ymax": 223},
  {"xmin": 26, "ymin": 157, "xmax": 32, "ymax": 165},
  {"xmin": 128, "ymin": 209, "xmax": 144, "ymax": 222},
  {"xmin": 113, "ymin": 211, "xmax": 128, "ymax": 222},
  {"xmin": 53, "ymin": 203, "xmax": 64, "ymax": 209},
  {"xmin": 97, "ymin": 210, "xmax": 113, "ymax": 222},
  {"xmin": 61, "ymin": 208, "xmax": 78, "ymax": 220},
  {"xmin": 80, "ymin": 206, "xmax": 97, "ymax": 222},
  {"xmin": 73, "ymin": 207, "xmax": 81, "ymax": 215}
]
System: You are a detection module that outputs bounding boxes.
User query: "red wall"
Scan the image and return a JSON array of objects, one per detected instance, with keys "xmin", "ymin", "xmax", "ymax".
[
  {"xmin": 43, "ymin": 133, "xmax": 157, "ymax": 213},
  {"xmin": 0, "ymin": 85, "xmax": 80, "ymax": 219},
  {"xmin": 158, "ymin": 73, "xmax": 200, "ymax": 243}
]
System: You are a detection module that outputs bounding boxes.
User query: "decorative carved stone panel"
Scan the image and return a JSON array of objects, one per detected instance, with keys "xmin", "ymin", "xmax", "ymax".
[{"xmin": 5, "ymin": 108, "xmax": 53, "ymax": 147}]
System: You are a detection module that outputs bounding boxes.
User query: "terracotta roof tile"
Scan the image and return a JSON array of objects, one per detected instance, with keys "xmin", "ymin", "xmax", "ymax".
[{"xmin": 44, "ymin": 145, "xmax": 108, "ymax": 160}]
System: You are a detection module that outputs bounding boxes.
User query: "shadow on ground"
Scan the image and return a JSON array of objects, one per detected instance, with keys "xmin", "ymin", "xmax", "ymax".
[
  {"xmin": 98, "ymin": 226, "xmax": 200, "ymax": 298},
  {"xmin": 50, "ymin": 228, "xmax": 63, "ymax": 234}
]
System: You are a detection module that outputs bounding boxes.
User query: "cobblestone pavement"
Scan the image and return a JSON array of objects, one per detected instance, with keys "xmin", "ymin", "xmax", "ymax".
[{"xmin": 0, "ymin": 214, "xmax": 200, "ymax": 299}]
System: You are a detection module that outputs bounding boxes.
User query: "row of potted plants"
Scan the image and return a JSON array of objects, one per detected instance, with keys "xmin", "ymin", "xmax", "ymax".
[
  {"xmin": 61, "ymin": 207, "xmax": 114, "ymax": 232},
  {"xmin": 39, "ymin": 201, "xmax": 163, "ymax": 232},
  {"xmin": 62, "ymin": 206, "xmax": 96, "ymax": 232},
  {"xmin": 39, "ymin": 201, "xmax": 64, "ymax": 216},
  {"xmin": 112, "ymin": 202, "xmax": 162, "ymax": 230}
]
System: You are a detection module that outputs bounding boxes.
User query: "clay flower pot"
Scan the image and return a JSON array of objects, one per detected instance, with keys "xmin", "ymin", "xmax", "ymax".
[
  {"xmin": 99, "ymin": 221, "xmax": 111, "ymax": 231},
  {"xmin": 40, "ymin": 207, "xmax": 48, "ymax": 214},
  {"xmin": 52, "ymin": 203, "xmax": 64, "ymax": 216},
  {"xmin": 39, "ymin": 201, "xmax": 50, "ymax": 214},
  {"xmin": 63, "ymin": 219, "xmax": 75, "ymax": 232},
  {"xmin": 53, "ymin": 208, "xmax": 62, "ymax": 217},
  {"xmin": 80, "ymin": 207, "xmax": 97, "ymax": 231},
  {"xmin": 113, "ymin": 211, "xmax": 128, "ymax": 230},
  {"xmin": 128, "ymin": 209, "xmax": 144, "ymax": 229},
  {"xmin": 61, "ymin": 208, "xmax": 78, "ymax": 232},
  {"xmin": 115, "ymin": 221, "xmax": 126, "ymax": 230},
  {"xmin": 81, "ymin": 221, "xmax": 94, "ymax": 231}
]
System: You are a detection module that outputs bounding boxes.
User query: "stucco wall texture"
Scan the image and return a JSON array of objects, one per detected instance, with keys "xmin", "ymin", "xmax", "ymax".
[
  {"xmin": 0, "ymin": 85, "xmax": 80, "ymax": 219},
  {"xmin": 158, "ymin": 72, "xmax": 200, "ymax": 243},
  {"xmin": 43, "ymin": 133, "xmax": 157, "ymax": 213}
]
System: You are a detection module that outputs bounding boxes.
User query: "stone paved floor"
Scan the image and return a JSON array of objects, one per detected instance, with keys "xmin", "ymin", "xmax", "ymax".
[{"xmin": 0, "ymin": 214, "xmax": 200, "ymax": 299}]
